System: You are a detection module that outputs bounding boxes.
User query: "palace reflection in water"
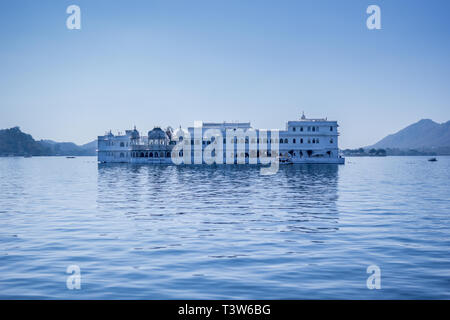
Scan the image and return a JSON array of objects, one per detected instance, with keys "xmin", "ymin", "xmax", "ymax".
[{"xmin": 96, "ymin": 164, "xmax": 340, "ymax": 235}]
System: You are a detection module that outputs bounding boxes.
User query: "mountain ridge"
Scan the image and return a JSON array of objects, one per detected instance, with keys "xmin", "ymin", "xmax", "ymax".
[
  {"xmin": 367, "ymin": 119, "xmax": 450, "ymax": 150},
  {"xmin": 0, "ymin": 127, "xmax": 96, "ymax": 156}
]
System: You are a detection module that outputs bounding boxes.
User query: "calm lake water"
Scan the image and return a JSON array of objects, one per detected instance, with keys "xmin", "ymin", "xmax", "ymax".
[{"xmin": 0, "ymin": 156, "xmax": 449, "ymax": 299}]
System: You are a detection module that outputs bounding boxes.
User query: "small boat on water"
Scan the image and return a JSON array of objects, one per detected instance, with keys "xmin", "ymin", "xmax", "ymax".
[
  {"xmin": 66, "ymin": 156, "xmax": 76, "ymax": 159},
  {"xmin": 428, "ymin": 157, "xmax": 437, "ymax": 162}
]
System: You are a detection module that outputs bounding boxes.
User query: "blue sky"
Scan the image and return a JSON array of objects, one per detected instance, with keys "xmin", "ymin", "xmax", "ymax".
[{"xmin": 0, "ymin": 0, "xmax": 449, "ymax": 148}]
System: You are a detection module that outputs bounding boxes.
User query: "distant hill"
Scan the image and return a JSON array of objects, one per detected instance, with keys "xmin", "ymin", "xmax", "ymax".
[
  {"xmin": 0, "ymin": 127, "xmax": 96, "ymax": 156},
  {"xmin": 39, "ymin": 139, "xmax": 97, "ymax": 156},
  {"xmin": 367, "ymin": 119, "xmax": 450, "ymax": 154},
  {"xmin": 0, "ymin": 127, "xmax": 52, "ymax": 156}
]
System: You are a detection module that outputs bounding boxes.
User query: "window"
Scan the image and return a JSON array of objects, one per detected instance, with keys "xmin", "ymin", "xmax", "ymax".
[
  {"xmin": 280, "ymin": 138, "xmax": 283, "ymax": 143},
  {"xmin": 300, "ymin": 127, "xmax": 303, "ymax": 132},
  {"xmin": 300, "ymin": 138, "xmax": 303, "ymax": 144},
  {"xmin": 330, "ymin": 126, "xmax": 333, "ymax": 131},
  {"xmin": 293, "ymin": 127, "xmax": 296, "ymax": 132},
  {"xmin": 312, "ymin": 139, "xmax": 315, "ymax": 144},
  {"xmin": 293, "ymin": 138, "xmax": 296, "ymax": 143},
  {"xmin": 312, "ymin": 127, "xmax": 315, "ymax": 132},
  {"xmin": 120, "ymin": 142, "xmax": 124, "ymax": 147},
  {"xmin": 308, "ymin": 126, "xmax": 311, "ymax": 132},
  {"xmin": 316, "ymin": 126, "xmax": 319, "ymax": 132},
  {"xmin": 330, "ymin": 139, "xmax": 333, "ymax": 144},
  {"xmin": 284, "ymin": 138, "xmax": 288, "ymax": 144},
  {"xmin": 317, "ymin": 138, "xmax": 319, "ymax": 143}
]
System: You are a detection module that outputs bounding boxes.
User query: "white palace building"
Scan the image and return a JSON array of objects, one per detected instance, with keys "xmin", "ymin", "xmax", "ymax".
[{"xmin": 97, "ymin": 113, "xmax": 345, "ymax": 165}]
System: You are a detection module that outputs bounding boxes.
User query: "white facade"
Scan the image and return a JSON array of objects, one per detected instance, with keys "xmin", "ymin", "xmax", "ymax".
[{"xmin": 97, "ymin": 115, "xmax": 345, "ymax": 165}]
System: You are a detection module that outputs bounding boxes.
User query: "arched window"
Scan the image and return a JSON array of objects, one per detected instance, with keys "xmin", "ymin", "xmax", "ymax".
[
  {"xmin": 155, "ymin": 152, "xmax": 159, "ymax": 158},
  {"xmin": 166, "ymin": 152, "xmax": 170, "ymax": 157},
  {"xmin": 300, "ymin": 138, "xmax": 303, "ymax": 144},
  {"xmin": 120, "ymin": 142, "xmax": 124, "ymax": 147},
  {"xmin": 140, "ymin": 152, "xmax": 144, "ymax": 157},
  {"xmin": 149, "ymin": 152, "xmax": 153, "ymax": 158},
  {"xmin": 293, "ymin": 127, "xmax": 296, "ymax": 132},
  {"xmin": 330, "ymin": 139, "xmax": 333, "ymax": 144},
  {"xmin": 312, "ymin": 139, "xmax": 315, "ymax": 144},
  {"xmin": 284, "ymin": 138, "xmax": 288, "ymax": 144},
  {"xmin": 312, "ymin": 127, "xmax": 316, "ymax": 132},
  {"xmin": 279, "ymin": 138, "xmax": 283, "ymax": 143},
  {"xmin": 293, "ymin": 138, "xmax": 296, "ymax": 143}
]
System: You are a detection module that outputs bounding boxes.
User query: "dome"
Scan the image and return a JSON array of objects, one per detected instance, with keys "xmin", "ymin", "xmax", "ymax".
[
  {"xmin": 148, "ymin": 127, "xmax": 167, "ymax": 140},
  {"xmin": 131, "ymin": 129, "xmax": 140, "ymax": 139}
]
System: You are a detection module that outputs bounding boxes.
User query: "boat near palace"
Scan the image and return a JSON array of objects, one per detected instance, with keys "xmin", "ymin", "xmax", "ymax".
[{"xmin": 97, "ymin": 113, "xmax": 345, "ymax": 165}]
